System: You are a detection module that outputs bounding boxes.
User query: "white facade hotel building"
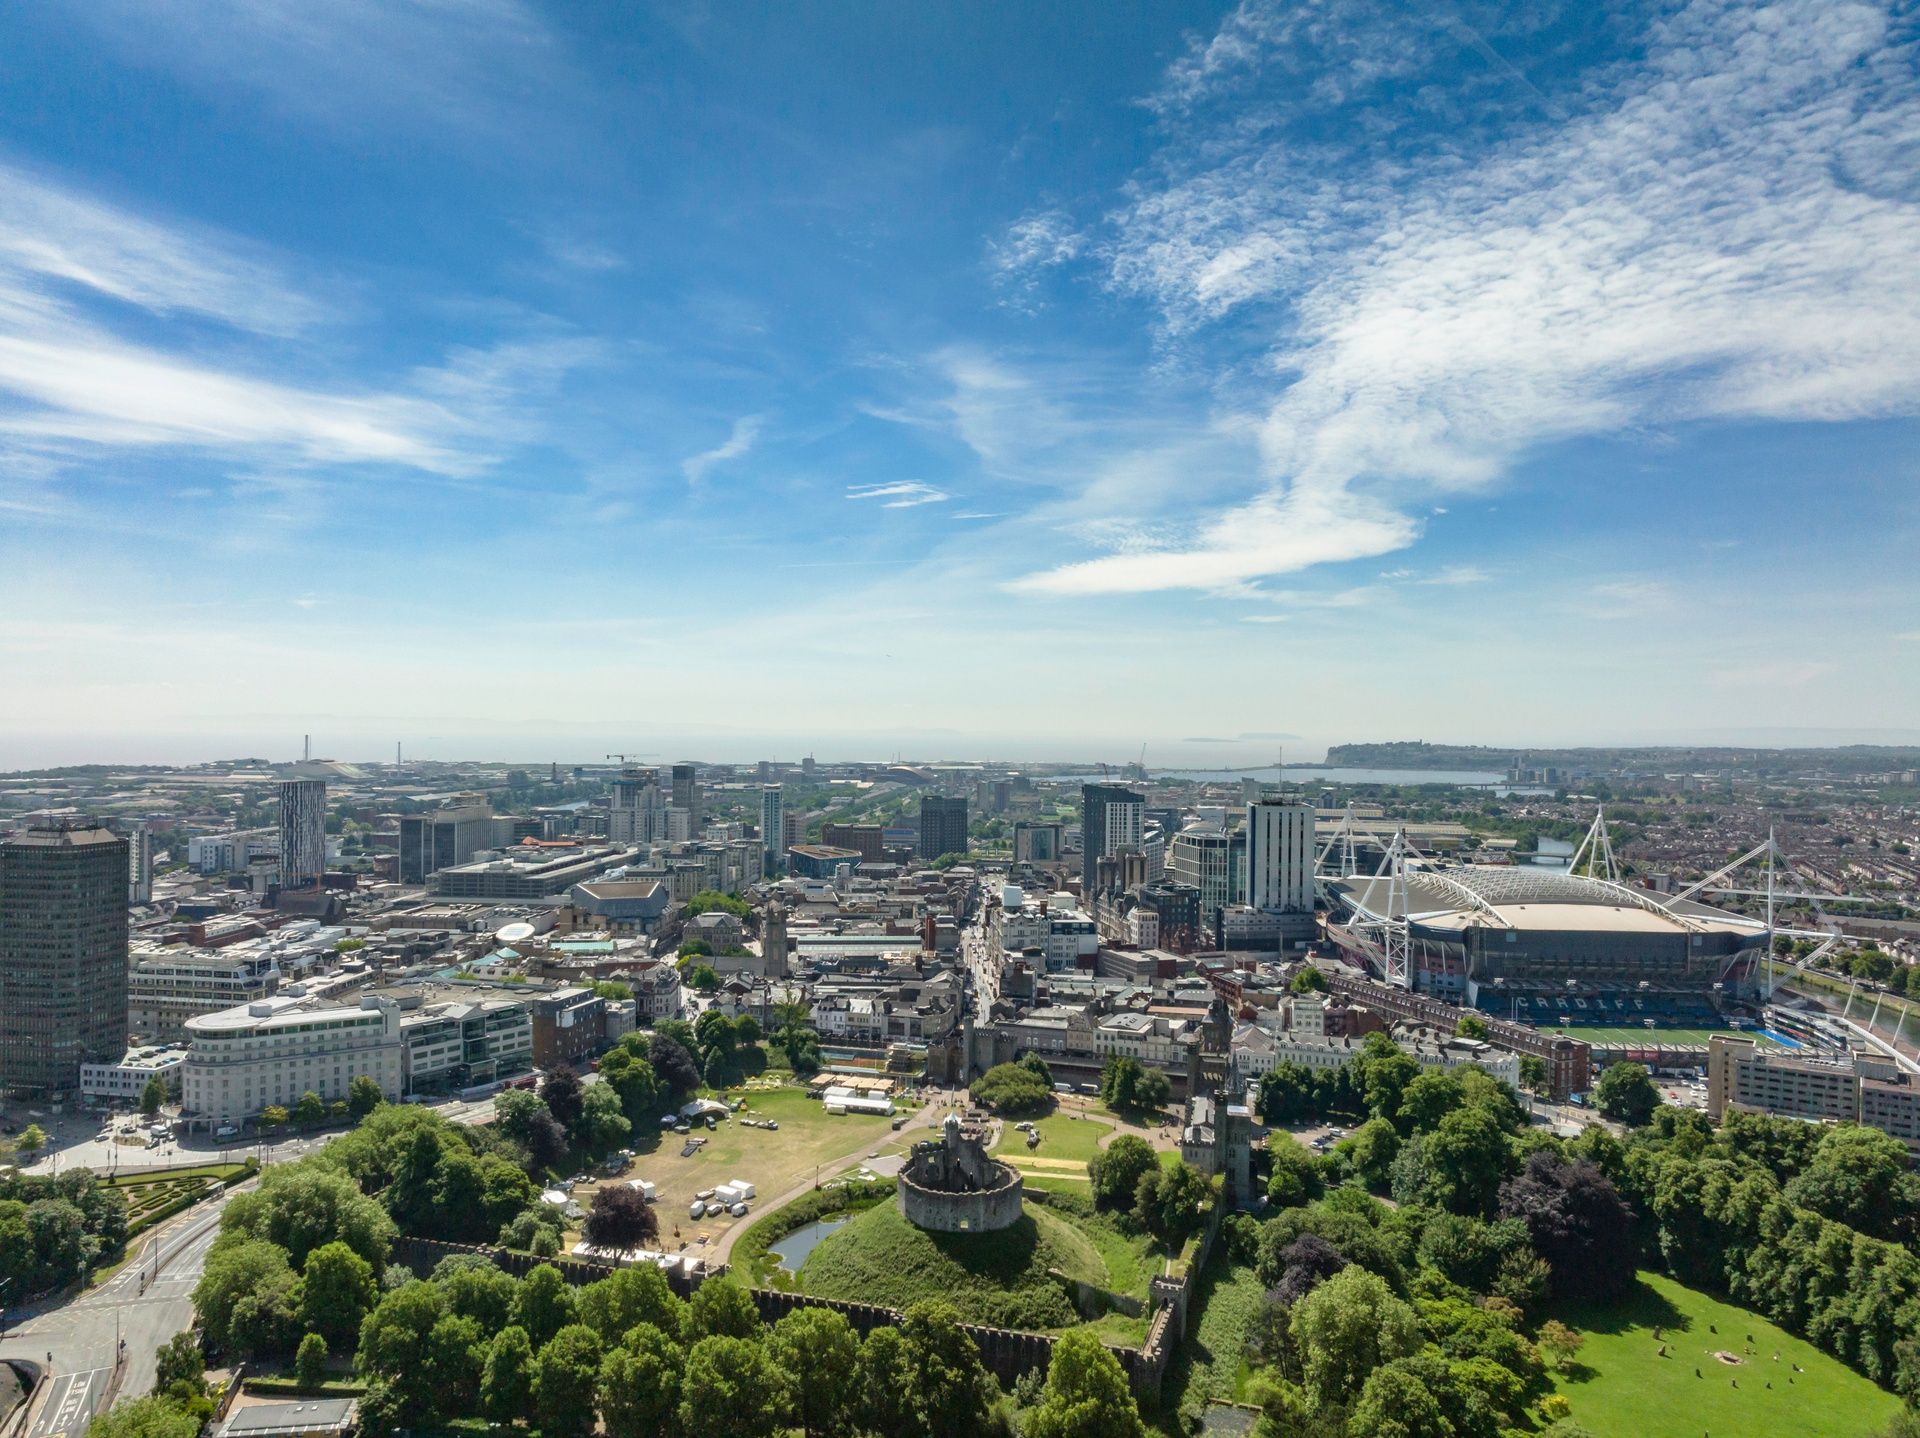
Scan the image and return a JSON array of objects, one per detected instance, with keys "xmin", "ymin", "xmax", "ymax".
[{"xmin": 182, "ymin": 994, "xmax": 402, "ymax": 1129}]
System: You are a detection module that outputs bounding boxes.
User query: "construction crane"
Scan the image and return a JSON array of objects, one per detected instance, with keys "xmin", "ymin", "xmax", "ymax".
[{"xmin": 604, "ymin": 752, "xmax": 653, "ymax": 764}]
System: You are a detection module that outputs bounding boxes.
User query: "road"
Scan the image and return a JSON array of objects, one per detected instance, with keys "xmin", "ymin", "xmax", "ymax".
[{"xmin": 1, "ymin": 1191, "xmax": 240, "ymax": 1438}]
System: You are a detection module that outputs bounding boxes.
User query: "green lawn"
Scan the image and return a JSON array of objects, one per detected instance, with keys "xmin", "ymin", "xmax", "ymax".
[
  {"xmin": 1549, "ymin": 1025, "xmax": 1789, "ymax": 1051},
  {"xmin": 566, "ymin": 1085, "xmax": 898, "ymax": 1245},
  {"xmin": 795, "ymin": 1196, "xmax": 1118, "ymax": 1331},
  {"xmin": 1550, "ymin": 1271, "xmax": 1902, "ymax": 1438},
  {"xmin": 992, "ymin": 1110, "xmax": 1112, "ymax": 1164}
]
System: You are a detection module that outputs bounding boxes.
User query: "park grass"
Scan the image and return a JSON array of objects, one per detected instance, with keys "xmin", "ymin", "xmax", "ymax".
[
  {"xmin": 795, "ymin": 1196, "xmax": 1111, "ymax": 1331},
  {"xmin": 992, "ymin": 1110, "xmax": 1111, "ymax": 1165},
  {"xmin": 566, "ymin": 1084, "xmax": 895, "ymax": 1247},
  {"xmin": 1549, "ymin": 1271, "xmax": 1902, "ymax": 1438},
  {"xmin": 1546, "ymin": 1025, "xmax": 1789, "ymax": 1051},
  {"xmin": 106, "ymin": 1161, "xmax": 249, "ymax": 1187}
]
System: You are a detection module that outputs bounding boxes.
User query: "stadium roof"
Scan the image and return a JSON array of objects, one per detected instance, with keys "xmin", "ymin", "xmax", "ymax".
[{"xmin": 1338, "ymin": 864, "xmax": 1766, "ymax": 937}]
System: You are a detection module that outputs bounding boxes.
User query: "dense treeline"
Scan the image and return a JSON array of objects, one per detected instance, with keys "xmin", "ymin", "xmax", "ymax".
[
  {"xmin": 1225, "ymin": 1035, "xmax": 1920, "ymax": 1436},
  {"xmin": 0, "ymin": 1169, "xmax": 129, "ymax": 1298},
  {"xmin": 161, "ymin": 1096, "xmax": 1155, "ymax": 1438}
]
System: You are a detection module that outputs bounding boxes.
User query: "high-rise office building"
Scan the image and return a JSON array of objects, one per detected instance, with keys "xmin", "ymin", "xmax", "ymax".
[
  {"xmin": 760, "ymin": 785, "xmax": 785, "ymax": 876},
  {"xmin": 277, "ymin": 779, "xmax": 327, "ymax": 890},
  {"xmin": 1080, "ymin": 784, "xmax": 1144, "ymax": 895},
  {"xmin": 1246, "ymin": 801, "xmax": 1315, "ymax": 912},
  {"xmin": 399, "ymin": 800, "xmax": 495, "ymax": 884},
  {"xmin": 671, "ymin": 763, "xmax": 702, "ymax": 830},
  {"xmin": 919, "ymin": 795, "xmax": 970, "ymax": 862},
  {"xmin": 125, "ymin": 820, "xmax": 154, "ymax": 904},
  {"xmin": 609, "ymin": 767, "xmax": 668, "ymax": 845},
  {"xmin": 0, "ymin": 821, "xmax": 131, "ymax": 1097}
]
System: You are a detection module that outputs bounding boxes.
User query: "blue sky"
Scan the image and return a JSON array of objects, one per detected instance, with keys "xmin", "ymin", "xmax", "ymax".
[{"xmin": 1, "ymin": 0, "xmax": 1917, "ymax": 766}]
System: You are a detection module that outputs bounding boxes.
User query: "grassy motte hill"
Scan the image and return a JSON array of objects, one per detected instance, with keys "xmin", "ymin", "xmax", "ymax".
[
  {"xmin": 1551, "ymin": 1271, "xmax": 1902, "ymax": 1438},
  {"xmin": 796, "ymin": 1198, "xmax": 1107, "ymax": 1330}
]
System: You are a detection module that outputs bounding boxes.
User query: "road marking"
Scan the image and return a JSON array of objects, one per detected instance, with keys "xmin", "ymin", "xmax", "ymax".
[{"xmin": 34, "ymin": 1367, "xmax": 108, "ymax": 1438}]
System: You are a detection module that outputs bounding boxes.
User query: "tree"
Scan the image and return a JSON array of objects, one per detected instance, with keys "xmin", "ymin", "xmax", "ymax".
[
  {"xmin": 297, "ymin": 1240, "xmax": 377, "ymax": 1345},
  {"xmin": 153, "ymin": 1334, "xmax": 204, "ymax": 1395},
  {"xmin": 81, "ymin": 1396, "xmax": 201, "ymax": 1438},
  {"xmin": 495, "ymin": 1089, "xmax": 568, "ymax": 1169},
  {"xmin": 295, "ymin": 1333, "xmax": 328, "ymax": 1389},
  {"xmin": 855, "ymin": 1326, "xmax": 918, "ymax": 1438},
  {"xmin": 1289, "ymin": 966, "xmax": 1329, "ymax": 995},
  {"xmin": 1595, "ymin": 1062, "xmax": 1659, "ymax": 1127},
  {"xmin": 1348, "ymin": 1354, "xmax": 1451, "ymax": 1438},
  {"xmin": 576, "ymin": 1263, "xmax": 684, "ymax": 1344},
  {"xmin": 1018, "ymin": 1052, "xmax": 1054, "ymax": 1087},
  {"xmin": 15, "ymin": 1123, "xmax": 46, "ymax": 1155},
  {"xmin": 900, "ymin": 1301, "xmax": 998, "ymax": 1438},
  {"xmin": 1134, "ymin": 1066, "xmax": 1171, "ymax": 1112},
  {"xmin": 1087, "ymin": 1135, "xmax": 1157, "ymax": 1212},
  {"xmin": 512, "ymin": 1264, "xmax": 578, "ymax": 1349},
  {"xmin": 347, "ymin": 1076, "xmax": 384, "ymax": 1119},
  {"xmin": 1518, "ymin": 1055, "xmax": 1550, "ymax": 1093},
  {"xmin": 686, "ymin": 889, "xmax": 751, "ymax": 919},
  {"xmin": 1455, "ymin": 1013, "xmax": 1490, "ymax": 1040},
  {"xmin": 479, "ymin": 1325, "xmax": 534, "ymax": 1425},
  {"xmin": 194, "ymin": 1239, "xmax": 296, "ymax": 1352},
  {"xmin": 687, "ymin": 963, "xmax": 722, "ymax": 992},
  {"xmin": 1266, "ymin": 1233, "xmax": 1348, "ymax": 1308},
  {"xmin": 598, "ymin": 1324, "xmax": 683, "ymax": 1438},
  {"xmin": 1497, "ymin": 1149, "xmax": 1634, "ymax": 1300},
  {"xmin": 140, "ymin": 1076, "xmax": 167, "ymax": 1118},
  {"xmin": 222, "ymin": 1165, "xmax": 394, "ymax": 1271},
  {"xmin": 1537, "ymin": 1319, "xmax": 1585, "ymax": 1374},
  {"xmin": 598, "ymin": 1048, "xmax": 662, "ymax": 1126},
  {"xmin": 970, "ymin": 1062, "xmax": 1052, "ymax": 1115},
  {"xmin": 1267, "ymin": 1132, "xmax": 1325, "ymax": 1207},
  {"xmin": 531, "ymin": 1324, "xmax": 604, "ymax": 1438},
  {"xmin": 682, "ymin": 1276, "xmax": 759, "ymax": 1342},
  {"xmin": 1398, "ymin": 1070, "xmax": 1468, "ymax": 1136},
  {"xmin": 584, "ymin": 1184, "xmax": 660, "ymax": 1251},
  {"xmin": 678, "ymin": 1334, "xmax": 791, "ymax": 1438},
  {"xmin": 1784, "ymin": 1125, "xmax": 1920, "ymax": 1241},
  {"xmin": 650, "ymin": 1032, "xmax": 702, "ymax": 1101},
  {"xmin": 542, "ymin": 1065, "xmax": 586, "ymax": 1132},
  {"xmin": 1100, "ymin": 1055, "xmax": 1144, "ymax": 1111},
  {"xmin": 1403, "ymin": 1107, "xmax": 1513, "ymax": 1215},
  {"xmin": 1135, "ymin": 1160, "xmax": 1210, "ymax": 1245},
  {"xmin": 355, "ymin": 1281, "xmax": 445, "ymax": 1423},
  {"xmin": 261, "ymin": 1105, "xmax": 290, "ymax": 1133},
  {"xmin": 293, "ymin": 1091, "xmax": 326, "ymax": 1131},
  {"xmin": 1345, "ymin": 1117, "xmax": 1400, "ymax": 1190},
  {"xmin": 575, "ymin": 1082, "xmax": 631, "ymax": 1155},
  {"xmin": 767, "ymin": 1307, "xmax": 859, "ymax": 1438},
  {"xmin": 1022, "ymin": 1328, "xmax": 1144, "ymax": 1438},
  {"xmin": 1288, "ymin": 1266, "xmax": 1422, "ymax": 1408},
  {"xmin": 435, "ymin": 1256, "xmax": 520, "ymax": 1331}
]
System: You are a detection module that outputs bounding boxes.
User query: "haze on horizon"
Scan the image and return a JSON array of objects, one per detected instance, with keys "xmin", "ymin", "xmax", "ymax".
[{"xmin": 2, "ymin": 1, "xmax": 1916, "ymax": 759}]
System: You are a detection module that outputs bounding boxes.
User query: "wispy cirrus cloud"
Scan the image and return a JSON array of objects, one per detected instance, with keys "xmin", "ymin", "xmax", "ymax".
[
  {"xmin": 0, "ymin": 163, "xmax": 596, "ymax": 484},
  {"xmin": 1004, "ymin": 0, "xmax": 1920, "ymax": 596},
  {"xmin": 846, "ymin": 481, "xmax": 950, "ymax": 509},
  {"xmin": 682, "ymin": 414, "xmax": 764, "ymax": 485}
]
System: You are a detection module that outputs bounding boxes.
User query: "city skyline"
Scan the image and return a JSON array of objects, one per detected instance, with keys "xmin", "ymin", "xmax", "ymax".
[{"xmin": 3, "ymin": 1, "xmax": 1917, "ymax": 763}]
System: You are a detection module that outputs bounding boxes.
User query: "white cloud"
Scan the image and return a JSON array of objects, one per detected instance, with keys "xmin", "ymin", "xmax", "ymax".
[
  {"xmin": 989, "ymin": 209, "xmax": 1084, "ymax": 306},
  {"xmin": 1010, "ymin": 483, "xmax": 1417, "ymax": 595},
  {"xmin": 1575, "ymin": 579, "xmax": 1673, "ymax": 620},
  {"xmin": 1015, "ymin": 0, "xmax": 1920, "ymax": 594},
  {"xmin": 0, "ymin": 164, "xmax": 595, "ymax": 481},
  {"xmin": 67, "ymin": 0, "xmax": 566, "ymax": 144},
  {"xmin": 0, "ymin": 164, "xmax": 322, "ymax": 336},
  {"xmin": 681, "ymin": 414, "xmax": 764, "ymax": 485},
  {"xmin": 846, "ymin": 481, "xmax": 951, "ymax": 509}
]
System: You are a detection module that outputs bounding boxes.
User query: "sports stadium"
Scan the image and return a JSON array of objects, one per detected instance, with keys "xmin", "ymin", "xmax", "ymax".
[{"xmin": 1328, "ymin": 864, "xmax": 1773, "ymax": 1043}]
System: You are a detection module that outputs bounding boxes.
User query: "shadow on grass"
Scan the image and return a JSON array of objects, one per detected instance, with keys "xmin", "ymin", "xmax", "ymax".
[
  {"xmin": 1555, "ymin": 1276, "xmax": 1687, "ymax": 1338},
  {"xmin": 927, "ymin": 1213, "xmax": 1043, "ymax": 1280}
]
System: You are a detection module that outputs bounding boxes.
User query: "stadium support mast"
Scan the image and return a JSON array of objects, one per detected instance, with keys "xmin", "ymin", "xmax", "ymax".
[
  {"xmin": 1567, "ymin": 806, "xmax": 1619, "ymax": 883},
  {"xmin": 1337, "ymin": 825, "xmax": 1416, "ymax": 990}
]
